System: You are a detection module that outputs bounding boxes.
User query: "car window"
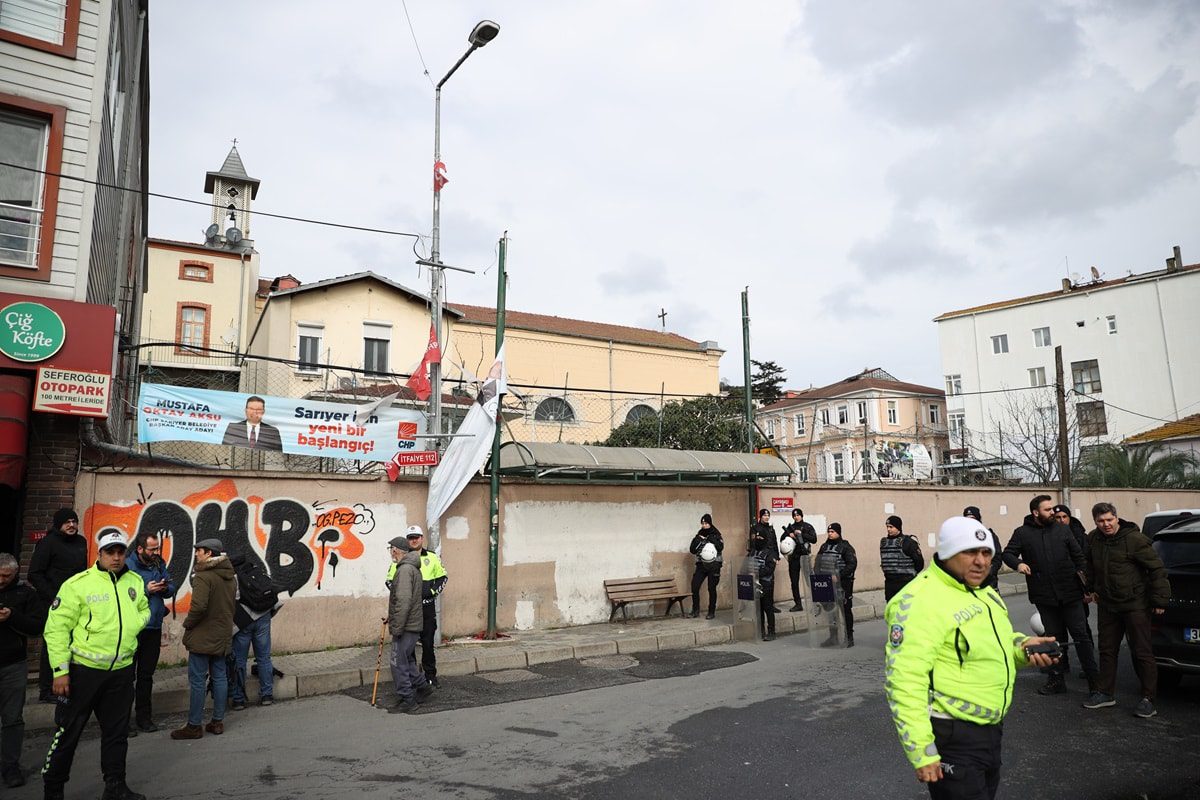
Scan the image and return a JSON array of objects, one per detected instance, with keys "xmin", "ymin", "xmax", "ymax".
[
  {"xmin": 1153, "ymin": 530, "xmax": 1200, "ymax": 569},
  {"xmin": 1143, "ymin": 513, "xmax": 1197, "ymax": 538}
]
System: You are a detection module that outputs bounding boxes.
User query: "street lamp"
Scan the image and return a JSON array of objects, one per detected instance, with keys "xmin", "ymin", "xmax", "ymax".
[{"xmin": 429, "ymin": 19, "xmax": 500, "ymax": 448}]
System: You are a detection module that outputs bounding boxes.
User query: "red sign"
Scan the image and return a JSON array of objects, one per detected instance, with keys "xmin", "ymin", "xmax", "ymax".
[
  {"xmin": 392, "ymin": 451, "xmax": 438, "ymax": 467},
  {"xmin": 0, "ymin": 292, "xmax": 115, "ymax": 375},
  {"xmin": 771, "ymin": 497, "xmax": 794, "ymax": 510},
  {"xmin": 397, "ymin": 421, "xmax": 418, "ymax": 440}
]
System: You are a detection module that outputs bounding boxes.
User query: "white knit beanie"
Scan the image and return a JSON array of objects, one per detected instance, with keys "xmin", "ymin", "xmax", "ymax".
[{"xmin": 937, "ymin": 516, "xmax": 994, "ymax": 560}]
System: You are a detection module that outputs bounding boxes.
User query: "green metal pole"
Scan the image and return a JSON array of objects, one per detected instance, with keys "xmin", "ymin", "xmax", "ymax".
[
  {"xmin": 741, "ymin": 288, "xmax": 757, "ymax": 526},
  {"xmin": 486, "ymin": 234, "xmax": 507, "ymax": 638}
]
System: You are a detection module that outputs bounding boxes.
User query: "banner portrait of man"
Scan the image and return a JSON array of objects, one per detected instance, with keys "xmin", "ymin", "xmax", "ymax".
[{"xmin": 221, "ymin": 395, "xmax": 283, "ymax": 451}]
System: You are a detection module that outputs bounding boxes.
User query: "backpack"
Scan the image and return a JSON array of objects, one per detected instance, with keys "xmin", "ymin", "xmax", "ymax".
[{"xmin": 235, "ymin": 557, "xmax": 279, "ymax": 613}]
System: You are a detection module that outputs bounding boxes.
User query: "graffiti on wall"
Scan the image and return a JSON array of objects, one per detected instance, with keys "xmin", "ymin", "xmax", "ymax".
[{"xmin": 83, "ymin": 479, "xmax": 378, "ymax": 612}]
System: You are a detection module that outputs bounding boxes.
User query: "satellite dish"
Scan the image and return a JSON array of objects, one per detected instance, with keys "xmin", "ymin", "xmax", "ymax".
[
  {"xmin": 1069, "ymin": 272, "xmax": 1083, "ymax": 285},
  {"xmin": 204, "ymin": 223, "xmax": 220, "ymax": 243},
  {"xmin": 337, "ymin": 376, "xmax": 355, "ymax": 389},
  {"xmin": 226, "ymin": 227, "xmax": 242, "ymax": 245},
  {"xmin": 1090, "ymin": 266, "xmax": 1101, "ymax": 281},
  {"xmin": 220, "ymin": 327, "xmax": 237, "ymax": 345}
]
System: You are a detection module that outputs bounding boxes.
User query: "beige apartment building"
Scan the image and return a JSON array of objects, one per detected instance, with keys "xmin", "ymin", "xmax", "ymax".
[
  {"xmin": 756, "ymin": 368, "xmax": 949, "ymax": 483},
  {"xmin": 240, "ymin": 271, "xmax": 724, "ymax": 445}
]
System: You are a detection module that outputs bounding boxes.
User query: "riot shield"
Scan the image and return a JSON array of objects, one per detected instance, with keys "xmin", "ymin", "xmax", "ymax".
[
  {"xmin": 732, "ymin": 556, "xmax": 763, "ymax": 642},
  {"xmin": 806, "ymin": 569, "xmax": 846, "ymax": 648}
]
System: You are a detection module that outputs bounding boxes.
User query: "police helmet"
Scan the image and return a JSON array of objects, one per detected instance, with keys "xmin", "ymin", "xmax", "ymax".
[
  {"xmin": 779, "ymin": 536, "xmax": 796, "ymax": 556},
  {"xmin": 699, "ymin": 542, "xmax": 719, "ymax": 562}
]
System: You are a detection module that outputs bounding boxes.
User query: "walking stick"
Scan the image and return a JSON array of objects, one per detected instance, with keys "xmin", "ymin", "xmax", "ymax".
[{"xmin": 370, "ymin": 618, "xmax": 387, "ymax": 707}]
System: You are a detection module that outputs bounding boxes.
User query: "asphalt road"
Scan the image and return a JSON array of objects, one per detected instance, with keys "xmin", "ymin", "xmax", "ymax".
[{"xmin": 14, "ymin": 594, "xmax": 1200, "ymax": 800}]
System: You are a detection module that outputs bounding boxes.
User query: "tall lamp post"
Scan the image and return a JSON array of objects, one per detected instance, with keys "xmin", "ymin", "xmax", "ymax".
[{"xmin": 429, "ymin": 19, "xmax": 501, "ymax": 448}]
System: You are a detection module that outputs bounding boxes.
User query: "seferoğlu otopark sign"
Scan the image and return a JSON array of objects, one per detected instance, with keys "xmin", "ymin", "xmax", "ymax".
[{"xmin": 0, "ymin": 301, "xmax": 66, "ymax": 362}]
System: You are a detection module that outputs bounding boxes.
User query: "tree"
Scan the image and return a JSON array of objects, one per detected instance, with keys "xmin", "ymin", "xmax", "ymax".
[
  {"xmin": 987, "ymin": 387, "xmax": 1078, "ymax": 484},
  {"xmin": 1075, "ymin": 444, "xmax": 1200, "ymax": 489},
  {"xmin": 599, "ymin": 395, "xmax": 766, "ymax": 451},
  {"xmin": 723, "ymin": 360, "xmax": 788, "ymax": 406}
]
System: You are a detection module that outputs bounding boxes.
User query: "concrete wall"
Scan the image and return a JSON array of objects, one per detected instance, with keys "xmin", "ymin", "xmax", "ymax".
[
  {"xmin": 758, "ymin": 484, "xmax": 1200, "ymax": 592},
  {"xmin": 74, "ymin": 469, "xmax": 1200, "ymax": 660}
]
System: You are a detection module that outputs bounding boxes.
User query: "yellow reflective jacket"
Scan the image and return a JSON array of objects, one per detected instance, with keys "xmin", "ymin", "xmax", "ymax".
[
  {"xmin": 884, "ymin": 561, "xmax": 1031, "ymax": 769},
  {"xmin": 44, "ymin": 563, "xmax": 150, "ymax": 677}
]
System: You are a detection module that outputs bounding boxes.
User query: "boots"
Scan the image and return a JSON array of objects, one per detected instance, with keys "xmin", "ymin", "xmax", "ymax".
[
  {"xmin": 846, "ymin": 634, "xmax": 855, "ymax": 648},
  {"xmin": 1037, "ymin": 675, "xmax": 1067, "ymax": 695},
  {"xmin": 44, "ymin": 782, "xmax": 65, "ymax": 800},
  {"xmin": 100, "ymin": 779, "xmax": 147, "ymax": 800},
  {"xmin": 204, "ymin": 720, "xmax": 224, "ymax": 735},
  {"xmin": 170, "ymin": 723, "xmax": 203, "ymax": 740}
]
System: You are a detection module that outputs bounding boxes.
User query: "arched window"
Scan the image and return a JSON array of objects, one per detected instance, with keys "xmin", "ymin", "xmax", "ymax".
[
  {"xmin": 625, "ymin": 404, "xmax": 656, "ymax": 424},
  {"xmin": 534, "ymin": 397, "xmax": 575, "ymax": 422}
]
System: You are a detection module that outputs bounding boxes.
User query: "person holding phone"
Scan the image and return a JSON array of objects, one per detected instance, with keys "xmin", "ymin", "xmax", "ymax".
[
  {"xmin": 124, "ymin": 531, "xmax": 176, "ymax": 733},
  {"xmin": 885, "ymin": 516, "xmax": 1060, "ymax": 800}
]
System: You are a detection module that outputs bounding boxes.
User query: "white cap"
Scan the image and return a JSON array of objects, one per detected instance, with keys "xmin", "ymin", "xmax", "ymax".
[
  {"xmin": 405, "ymin": 525, "xmax": 424, "ymax": 539},
  {"xmin": 937, "ymin": 516, "xmax": 994, "ymax": 560},
  {"xmin": 97, "ymin": 530, "xmax": 128, "ymax": 551}
]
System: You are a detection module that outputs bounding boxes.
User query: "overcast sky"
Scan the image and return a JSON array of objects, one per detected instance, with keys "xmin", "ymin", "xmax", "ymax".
[{"xmin": 148, "ymin": 1, "xmax": 1200, "ymax": 391}]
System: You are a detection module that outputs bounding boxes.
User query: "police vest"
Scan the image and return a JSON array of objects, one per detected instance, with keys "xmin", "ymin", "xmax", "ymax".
[
  {"xmin": 44, "ymin": 563, "xmax": 150, "ymax": 676},
  {"xmin": 881, "ymin": 536, "xmax": 916, "ymax": 577}
]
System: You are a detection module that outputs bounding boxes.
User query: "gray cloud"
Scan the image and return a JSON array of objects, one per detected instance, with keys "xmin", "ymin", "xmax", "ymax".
[
  {"xmin": 801, "ymin": 0, "xmax": 1082, "ymax": 126},
  {"xmin": 819, "ymin": 284, "xmax": 883, "ymax": 319},
  {"xmin": 849, "ymin": 213, "xmax": 965, "ymax": 277},
  {"xmin": 891, "ymin": 67, "xmax": 1199, "ymax": 227},
  {"xmin": 598, "ymin": 254, "xmax": 672, "ymax": 296}
]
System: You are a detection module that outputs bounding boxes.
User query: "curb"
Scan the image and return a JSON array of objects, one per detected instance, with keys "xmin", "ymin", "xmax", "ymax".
[{"xmin": 22, "ymin": 581, "xmax": 1029, "ymax": 730}]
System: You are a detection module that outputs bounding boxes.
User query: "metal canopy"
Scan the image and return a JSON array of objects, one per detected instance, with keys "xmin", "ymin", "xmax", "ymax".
[{"xmin": 496, "ymin": 441, "xmax": 791, "ymax": 482}]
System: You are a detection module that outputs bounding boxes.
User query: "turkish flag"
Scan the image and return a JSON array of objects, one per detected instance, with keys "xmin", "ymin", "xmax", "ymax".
[
  {"xmin": 433, "ymin": 161, "xmax": 449, "ymax": 192},
  {"xmin": 405, "ymin": 323, "xmax": 441, "ymax": 401}
]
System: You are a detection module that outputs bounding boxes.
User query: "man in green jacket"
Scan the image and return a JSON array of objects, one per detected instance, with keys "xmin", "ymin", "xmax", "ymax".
[
  {"xmin": 1081, "ymin": 502, "xmax": 1170, "ymax": 718},
  {"xmin": 171, "ymin": 539, "xmax": 237, "ymax": 740},
  {"xmin": 42, "ymin": 530, "xmax": 150, "ymax": 800},
  {"xmin": 885, "ymin": 516, "xmax": 1059, "ymax": 799}
]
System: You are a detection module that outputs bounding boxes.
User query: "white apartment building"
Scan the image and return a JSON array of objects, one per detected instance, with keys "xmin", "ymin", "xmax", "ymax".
[{"xmin": 935, "ymin": 250, "xmax": 1200, "ymax": 481}]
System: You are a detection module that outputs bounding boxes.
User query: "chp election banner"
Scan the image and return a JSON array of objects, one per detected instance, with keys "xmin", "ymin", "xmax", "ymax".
[{"xmin": 137, "ymin": 383, "xmax": 425, "ymax": 462}]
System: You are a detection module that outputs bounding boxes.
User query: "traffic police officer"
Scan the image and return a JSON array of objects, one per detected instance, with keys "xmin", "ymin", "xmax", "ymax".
[
  {"xmin": 42, "ymin": 530, "xmax": 150, "ymax": 800},
  {"xmin": 885, "ymin": 516, "xmax": 1059, "ymax": 799},
  {"xmin": 404, "ymin": 526, "xmax": 448, "ymax": 686}
]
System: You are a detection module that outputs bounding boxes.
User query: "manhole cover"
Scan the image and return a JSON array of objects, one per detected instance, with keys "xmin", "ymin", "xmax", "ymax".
[
  {"xmin": 580, "ymin": 655, "xmax": 639, "ymax": 670},
  {"xmin": 479, "ymin": 669, "xmax": 542, "ymax": 684}
]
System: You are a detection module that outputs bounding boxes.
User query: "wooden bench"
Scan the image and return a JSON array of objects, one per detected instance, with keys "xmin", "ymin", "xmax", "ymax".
[{"xmin": 603, "ymin": 576, "xmax": 689, "ymax": 623}]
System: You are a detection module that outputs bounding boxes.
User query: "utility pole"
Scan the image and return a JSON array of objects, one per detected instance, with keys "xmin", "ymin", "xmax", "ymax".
[
  {"xmin": 741, "ymin": 288, "xmax": 756, "ymax": 525},
  {"xmin": 1055, "ymin": 345, "xmax": 1071, "ymax": 505},
  {"xmin": 485, "ymin": 234, "xmax": 507, "ymax": 639}
]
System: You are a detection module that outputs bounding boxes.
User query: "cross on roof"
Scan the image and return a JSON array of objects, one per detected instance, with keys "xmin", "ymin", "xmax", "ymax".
[{"xmin": 657, "ymin": 308, "xmax": 668, "ymax": 329}]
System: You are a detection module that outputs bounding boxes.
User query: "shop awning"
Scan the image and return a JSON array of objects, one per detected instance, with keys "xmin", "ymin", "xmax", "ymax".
[{"xmin": 495, "ymin": 441, "xmax": 791, "ymax": 481}]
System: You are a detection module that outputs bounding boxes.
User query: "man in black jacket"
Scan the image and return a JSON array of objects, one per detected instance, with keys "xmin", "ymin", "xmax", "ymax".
[
  {"xmin": 749, "ymin": 509, "xmax": 780, "ymax": 641},
  {"xmin": 0, "ymin": 553, "xmax": 44, "ymax": 787},
  {"xmin": 27, "ymin": 508, "xmax": 88, "ymax": 703},
  {"xmin": 816, "ymin": 523, "xmax": 858, "ymax": 646},
  {"xmin": 964, "ymin": 506, "xmax": 1004, "ymax": 591},
  {"xmin": 879, "ymin": 515, "xmax": 924, "ymax": 601},
  {"xmin": 1002, "ymin": 495, "xmax": 1098, "ymax": 695},
  {"xmin": 1054, "ymin": 503, "xmax": 1094, "ymax": 678},
  {"xmin": 782, "ymin": 509, "xmax": 817, "ymax": 611}
]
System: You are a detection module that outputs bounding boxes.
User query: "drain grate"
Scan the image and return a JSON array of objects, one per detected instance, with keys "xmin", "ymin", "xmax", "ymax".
[
  {"xmin": 479, "ymin": 668, "xmax": 543, "ymax": 684},
  {"xmin": 580, "ymin": 655, "xmax": 640, "ymax": 670}
]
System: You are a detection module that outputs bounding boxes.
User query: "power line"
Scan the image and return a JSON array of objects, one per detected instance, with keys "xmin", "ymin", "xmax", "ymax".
[
  {"xmin": 401, "ymin": 0, "xmax": 435, "ymax": 87},
  {"xmin": 0, "ymin": 159, "xmax": 421, "ymax": 239}
]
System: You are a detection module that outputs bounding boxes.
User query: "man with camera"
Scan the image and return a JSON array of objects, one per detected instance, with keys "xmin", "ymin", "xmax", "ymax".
[
  {"xmin": 124, "ymin": 532, "xmax": 175, "ymax": 733},
  {"xmin": 885, "ymin": 516, "xmax": 1061, "ymax": 800}
]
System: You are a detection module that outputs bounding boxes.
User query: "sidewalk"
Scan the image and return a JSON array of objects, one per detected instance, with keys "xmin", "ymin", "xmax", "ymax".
[{"xmin": 23, "ymin": 575, "xmax": 1028, "ymax": 730}]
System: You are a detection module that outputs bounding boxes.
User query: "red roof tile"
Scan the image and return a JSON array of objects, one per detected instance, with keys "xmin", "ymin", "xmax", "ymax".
[
  {"xmin": 1125, "ymin": 413, "xmax": 1200, "ymax": 444},
  {"xmin": 450, "ymin": 303, "xmax": 716, "ymax": 352},
  {"xmin": 760, "ymin": 369, "xmax": 943, "ymax": 411}
]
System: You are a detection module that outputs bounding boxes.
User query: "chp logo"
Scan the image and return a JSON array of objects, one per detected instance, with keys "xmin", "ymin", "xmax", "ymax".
[{"xmin": 396, "ymin": 421, "xmax": 418, "ymax": 451}]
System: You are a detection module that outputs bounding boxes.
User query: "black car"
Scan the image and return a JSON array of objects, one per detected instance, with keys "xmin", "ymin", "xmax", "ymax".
[{"xmin": 1150, "ymin": 517, "xmax": 1200, "ymax": 689}]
